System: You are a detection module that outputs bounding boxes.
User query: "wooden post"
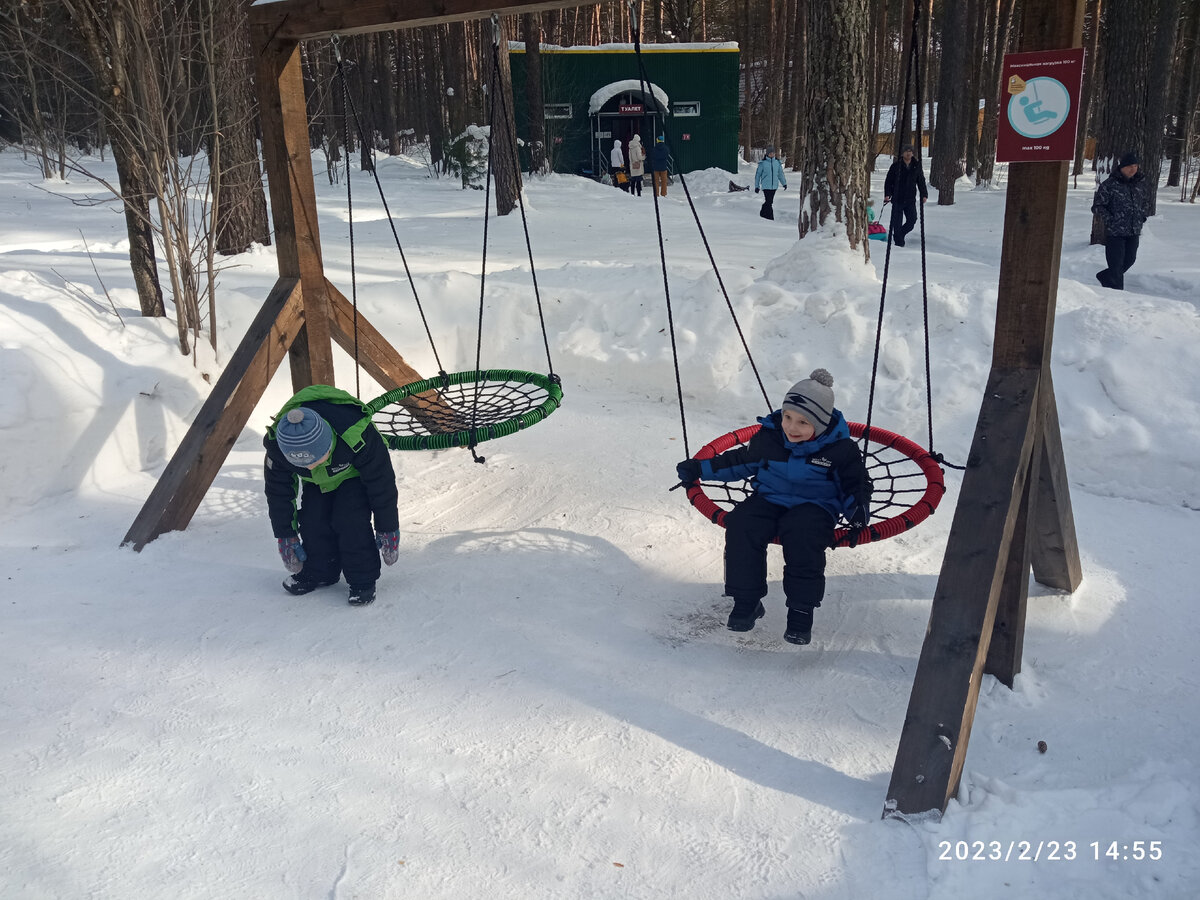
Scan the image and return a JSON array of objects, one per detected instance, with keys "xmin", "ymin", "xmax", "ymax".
[
  {"xmin": 885, "ymin": 0, "xmax": 1084, "ymax": 817},
  {"xmin": 885, "ymin": 367, "xmax": 1041, "ymax": 816},
  {"xmin": 253, "ymin": 32, "xmax": 337, "ymax": 390}
]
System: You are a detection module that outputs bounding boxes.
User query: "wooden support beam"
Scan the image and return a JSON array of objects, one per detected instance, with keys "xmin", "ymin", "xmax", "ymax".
[
  {"xmin": 1030, "ymin": 375, "xmax": 1083, "ymax": 591},
  {"xmin": 123, "ymin": 279, "xmax": 305, "ymax": 551},
  {"xmin": 985, "ymin": 424, "xmax": 1040, "ymax": 687},
  {"xmin": 253, "ymin": 32, "xmax": 336, "ymax": 389},
  {"xmin": 250, "ymin": 0, "xmax": 597, "ymax": 40},
  {"xmin": 325, "ymin": 280, "xmax": 426, "ymax": 390},
  {"xmin": 885, "ymin": 367, "xmax": 1041, "ymax": 817}
]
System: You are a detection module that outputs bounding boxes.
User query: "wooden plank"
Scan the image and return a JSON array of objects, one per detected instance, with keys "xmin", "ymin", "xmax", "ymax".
[
  {"xmin": 985, "ymin": 423, "xmax": 1040, "ymax": 687},
  {"xmin": 252, "ymin": 33, "xmax": 336, "ymax": 388},
  {"xmin": 250, "ymin": 0, "xmax": 597, "ymax": 40},
  {"xmin": 885, "ymin": 367, "xmax": 1041, "ymax": 817},
  {"xmin": 325, "ymin": 280, "xmax": 426, "ymax": 389},
  {"xmin": 326, "ymin": 279, "xmax": 461, "ymax": 427},
  {"xmin": 123, "ymin": 278, "xmax": 304, "ymax": 550},
  {"xmin": 1031, "ymin": 372, "xmax": 1083, "ymax": 590}
]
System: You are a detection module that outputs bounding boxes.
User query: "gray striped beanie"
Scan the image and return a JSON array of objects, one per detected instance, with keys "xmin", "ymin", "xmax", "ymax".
[{"xmin": 781, "ymin": 369, "xmax": 835, "ymax": 433}]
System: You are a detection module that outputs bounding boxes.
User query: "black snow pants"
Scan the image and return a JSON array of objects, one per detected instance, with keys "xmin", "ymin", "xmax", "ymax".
[
  {"xmin": 1099, "ymin": 235, "xmax": 1140, "ymax": 290},
  {"xmin": 759, "ymin": 188, "xmax": 777, "ymax": 220},
  {"xmin": 723, "ymin": 493, "xmax": 835, "ymax": 613},
  {"xmin": 298, "ymin": 477, "xmax": 381, "ymax": 587}
]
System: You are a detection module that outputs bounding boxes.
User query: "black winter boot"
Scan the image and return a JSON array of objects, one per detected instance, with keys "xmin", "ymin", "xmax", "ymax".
[
  {"xmin": 784, "ymin": 608, "xmax": 814, "ymax": 645},
  {"xmin": 727, "ymin": 599, "xmax": 766, "ymax": 632},
  {"xmin": 282, "ymin": 572, "xmax": 339, "ymax": 596},
  {"xmin": 347, "ymin": 583, "xmax": 376, "ymax": 606}
]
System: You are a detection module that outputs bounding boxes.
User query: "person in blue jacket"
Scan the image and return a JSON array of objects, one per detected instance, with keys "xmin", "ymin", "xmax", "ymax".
[
  {"xmin": 675, "ymin": 369, "xmax": 871, "ymax": 645},
  {"xmin": 753, "ymin": 146, "xmax": 788, "ymax": 220}
]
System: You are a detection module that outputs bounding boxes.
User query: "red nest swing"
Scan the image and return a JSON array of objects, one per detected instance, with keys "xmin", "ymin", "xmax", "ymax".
[{"xmin": 683, "ymin": 421, "xmax": 946, "ymax": 548}]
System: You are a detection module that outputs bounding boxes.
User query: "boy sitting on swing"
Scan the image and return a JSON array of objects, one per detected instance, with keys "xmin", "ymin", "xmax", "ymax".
[{"xmin": 675, "ymin": 369, "xmax": 871, "ymax": 644}]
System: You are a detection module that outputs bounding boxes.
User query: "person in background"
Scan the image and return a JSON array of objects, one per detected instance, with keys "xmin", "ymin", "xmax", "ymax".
[
  {"xmin": 264, "ymin": 387, "xmax": 400, "ymax": 607},
  {"xmin": 610, "ymin": 138, "xmax": 628, "ymax": 192},
  {"xmin": 753, "ymin": 146, "xmax": 788, "ymax": 220},
  {"xmin": 627, "ymin": 133, "xmax": 646, "ymax": 197},
  {"xmin": 1092, "ymin": 151, "xmax": 1151, "ymax": 290},
  {"xmin": 650, "ymin": 136, "xmax": 670, "ymax": 197},
  {"xmin": 883, "ymin": 144, "xmax": 928, "ymax": 247}
]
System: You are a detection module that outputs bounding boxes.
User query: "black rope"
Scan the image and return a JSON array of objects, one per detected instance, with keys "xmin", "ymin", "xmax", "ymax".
[
  {"xmin": 333, "ymin": 36, "xmax": 446, "ymax": 377},
  {"xmin": 334, "ymin": 41, "xmax": 361, "ymax": 398},
  {"xmin": 863, "ymin": 2, "xmax": 964, "ymax": 472},
  {"xmin": 628, "ymin": 4, "xmax": 771, "ymax": 459},
  {"xmin": 489, "ymin": 37, "xmax": 557, "ymax": 379}
]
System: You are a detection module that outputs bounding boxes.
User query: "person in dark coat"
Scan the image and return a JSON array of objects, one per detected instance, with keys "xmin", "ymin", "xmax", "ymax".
[
  {"xmin": 264, "ymin": 387, "xmax": 400, "ymax": 606},
  {"xmin": 1092, "ymin": 152, "xmax": 1151, "ymax": 290},
  {"xmin": 649, "ymin": 136, "xmax": 670, "ymax": 197},
  {"xmin": 675, "ymin": 369, "xmax": 872, "ymax": 646},
  {"xmin": 883, "ymin": 145, "xmax": 928, "ymax": 247}
]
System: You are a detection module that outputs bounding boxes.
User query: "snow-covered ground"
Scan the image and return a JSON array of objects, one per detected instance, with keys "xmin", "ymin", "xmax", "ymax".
[{"xmin": 2, "ymin": 147, "xmax": 1198, "ymax": 899}]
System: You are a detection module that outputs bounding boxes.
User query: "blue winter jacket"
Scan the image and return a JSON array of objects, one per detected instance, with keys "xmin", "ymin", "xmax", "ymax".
[
  {"xmin": 650, "ymin": 142, "xmax": 670, "ymax": 172},
  {"xmin": 754, "ymin": 156, "xmax": 788, "ymax": 191},
  {"xmin": 697, "ymin": 410, "xmax": 870, "ymax": 521}
]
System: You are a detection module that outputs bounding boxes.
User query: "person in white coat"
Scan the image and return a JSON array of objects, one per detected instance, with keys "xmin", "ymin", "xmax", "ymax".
[
  {"xmin": 627, "ymin": 134, "xmax": 646, "ymax": 197},
  {"xmin": 610, "ymin": 139, "xmax": 628, "ymax": 192},
  {"xmin": 754, "ymin": 146, "xmax": 788, "ymax": 220}
]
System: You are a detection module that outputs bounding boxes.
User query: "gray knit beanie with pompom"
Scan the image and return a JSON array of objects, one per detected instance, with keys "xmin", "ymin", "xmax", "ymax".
[{"xmin": 781, "ymin": 368, "xmax": 836, "ymax": 433}]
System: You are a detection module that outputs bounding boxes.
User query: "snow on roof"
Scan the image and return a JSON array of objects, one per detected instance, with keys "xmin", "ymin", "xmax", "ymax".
[
  {"xmin": 587, "ymin": 80, "xmax": 670, "ymax": 116},
  {"xmin": 509, "ymin": 41, "xmax": 737, "ymax": 52}
]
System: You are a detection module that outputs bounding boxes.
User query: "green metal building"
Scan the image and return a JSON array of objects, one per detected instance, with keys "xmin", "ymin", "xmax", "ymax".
[{"xmin": 508, "ymin": 42, "xmax": 740, "ymax": 178}]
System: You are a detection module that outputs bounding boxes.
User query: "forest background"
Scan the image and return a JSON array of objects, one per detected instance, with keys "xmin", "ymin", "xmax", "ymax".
[{"xmin": 1, "ymin": 0, "xmax": 1197, "ymax": 358}]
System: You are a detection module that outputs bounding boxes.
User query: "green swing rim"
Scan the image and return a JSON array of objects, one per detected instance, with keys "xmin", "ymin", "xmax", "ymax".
[{"xmin": 367, "ymin": 368, "xmax": 563, "ymax": 451}]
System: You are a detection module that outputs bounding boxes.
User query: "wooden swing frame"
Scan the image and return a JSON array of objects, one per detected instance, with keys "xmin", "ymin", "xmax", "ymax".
[
  {"xmin": 121, "ymin": 0, "xmax": 1084, "ymax": 825},
  {"xmin": 121, "ymin": 0, "xmax": 588, "ymax": 553}
]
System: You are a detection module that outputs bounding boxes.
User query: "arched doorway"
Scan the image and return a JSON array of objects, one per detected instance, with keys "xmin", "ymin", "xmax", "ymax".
[{"xmin": 588, "ymin": 80, "xmax": 669, "ymax": 179}]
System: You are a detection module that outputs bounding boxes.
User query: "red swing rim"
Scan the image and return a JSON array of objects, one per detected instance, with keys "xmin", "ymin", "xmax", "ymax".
[{"xmin": 684, "ymin": 422, "xmax": 946, "ymax": 548}]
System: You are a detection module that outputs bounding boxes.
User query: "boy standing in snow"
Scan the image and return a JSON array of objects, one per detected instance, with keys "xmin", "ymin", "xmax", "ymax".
[
  {"xmin": 264, "ymin": 386, "xmax": 400, "ymax": 606},
  {"xmin": 675, "ymin": 370, "xmax": 871, "ymax": 644}
]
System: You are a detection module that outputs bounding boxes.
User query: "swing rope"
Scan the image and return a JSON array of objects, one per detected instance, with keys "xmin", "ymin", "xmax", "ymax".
[
  {"xmin": 332, "ymin": 36, "xmax": 446, "ymax": 379},
  {"xmin": 333, "ymin": 37, "xmax": 362, "ymax": 398},
  {"xmin": 627, "ymin": 1, "xmax": 772, "ymax": 460},
  {"xmin": 864, "ymin": 0, "xmax": 963, "ymax": 472},
  {"xmin": 347, "ymin": 23, "xmax": 562, "ymax": 455},
  {"xmin": 488, "ymin": 26, "xmax": 556, "ymax": 378}
]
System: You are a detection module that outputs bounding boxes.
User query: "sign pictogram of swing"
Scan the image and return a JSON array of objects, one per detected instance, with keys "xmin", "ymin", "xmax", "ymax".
[{"xmin": 996, "ymin": 48, "xmax": 1084, "ymax": 162}]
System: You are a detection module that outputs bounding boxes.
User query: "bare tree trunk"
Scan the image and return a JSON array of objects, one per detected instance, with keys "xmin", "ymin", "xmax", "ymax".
[
  {"xmin": 1168, "ymin": 0, "xmax": 1200, "ymax": 192},
  {"xmin": 798, "ymin": 0, "xmax": 870, "ymax": 255},
  {"xmin": 1072, "ymin": 0, "xmax": 1103, "ymax": 185},
  {"xmin": 781, "ymin": 0, "xmax": 804, "ymax": 168},
  {"xmin": 978, "ymin": 0, "xmax": 1018, "ymax": 185},
  {"xmin": 963, "ymin": 0, "xmax": 984, "ymax": 178},
  {"xmin": 931, "ymin": 0, "xmax": 970, "ymax": 203},
  {"xmin": 1143, "ymin": 0, "xmax": 1182, "ymax": 214},
  {"xmin": 64, "ymin": 0, "xmax": 165, "ymax": 318},
  {"xmin": 481, "ymin": 17, "xmax": 522, "ymax": 216},
  {"xmin": 209, "ymin": 0, "xmax": 269, "ymax": 255},
  {"xmin": 1092, "ymin": 0, "xmax": 1155, "ymax": 241},
  {"xmin": 523, "ymin": 13, "xmax": 547, "ymax": 174}
]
